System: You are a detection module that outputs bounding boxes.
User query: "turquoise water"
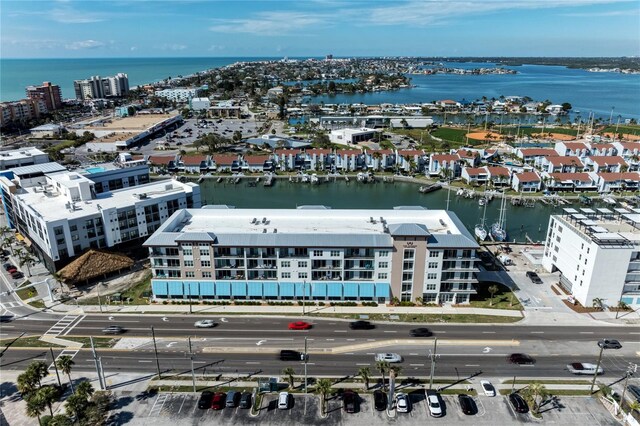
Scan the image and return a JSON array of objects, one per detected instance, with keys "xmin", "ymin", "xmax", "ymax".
[{"xmin": 84, "ymin": 167, "xmax": 106, "ymax": 174}]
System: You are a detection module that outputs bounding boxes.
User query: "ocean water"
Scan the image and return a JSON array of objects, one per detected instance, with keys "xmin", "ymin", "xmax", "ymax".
[{"xmin": 1, "ymin": 58, "xmax": 638, "ymax": 120}]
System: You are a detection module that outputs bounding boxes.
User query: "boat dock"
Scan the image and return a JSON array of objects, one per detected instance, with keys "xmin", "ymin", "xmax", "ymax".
[{"xmin": 419, "ymin": 183, "xmax": 442, "ymax": 194}]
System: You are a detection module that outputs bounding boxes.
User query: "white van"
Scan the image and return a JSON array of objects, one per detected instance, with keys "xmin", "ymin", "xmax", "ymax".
[{"xmin": 278, "ymin": 392, "xmax": 289, "ymax": 410}]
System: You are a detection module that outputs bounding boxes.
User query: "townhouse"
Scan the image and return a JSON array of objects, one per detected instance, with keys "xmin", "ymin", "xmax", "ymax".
[{"xmin": 511, "ymin": 171, "xmax": 542, "ymax": 193}]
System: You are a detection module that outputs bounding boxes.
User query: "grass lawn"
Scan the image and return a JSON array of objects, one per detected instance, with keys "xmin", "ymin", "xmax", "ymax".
[
  {"xmin": 62, "ymin": 337, "xmax": 120, "ymax": 348},
  {"xmin": 0, "ymin": 336, "xmax": 63, "ymax": 348},
  {"xmin": 504, "ymin": 379, "xmax": 591, "ymax": 385},
  {"xmin": 500, "ymin": 127, "xmax": 578, "ymax": 137},
  {"xmin": 29, "ymin": 300, "xmax": 45, "ymax": 309},
  {"xmin": 76, "ymin": 272, "xmax": 152, "ymax": 306},
  {"xmin": 469, "ymin": 282, "xmax": 522, "ymax": 310},
  {"xmin": 308, "ymin": 312, "xmax": 522, "ymax": 323},
  {"xmin": 15, "ymin": 286, "xmax": 37, "ymax": 300},
  {"xmin": 499, "ymin": 389, "xmax": 593, "ymax": 396},
  {"xmin": 601, "ymin": 125, "xmax": 640, "ymax": 135},
  {"xmin": 430, "ymin": 127, "xmax": 471, "ymax": 144}
]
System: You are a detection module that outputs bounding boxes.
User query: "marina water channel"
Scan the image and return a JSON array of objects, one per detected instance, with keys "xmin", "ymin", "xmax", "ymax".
[{"xmin": 198, "ymin": 178, "xmax": 580, "ymax": 243}]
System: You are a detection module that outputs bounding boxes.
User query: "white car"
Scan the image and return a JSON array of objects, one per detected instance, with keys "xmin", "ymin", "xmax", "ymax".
[
  {"xmin": 375, "ymin": 353, "xmax": 403, "ymax": 363},
  {"xmin": 427, "ymin": 392, "xmax": 443, "ymax": 417},
  {"xmin": 566, "ymin": 362, "xmax": 603, "ymax": 375},
  {"xmin": 395, "ymin": 393, "xmax": 410, "ymax": 413},
  {"xmin": 194, "ymin": 319, "xmax": 216, "ymax": 328},
  {"xmin": 480, "ymin": 380, "xmax": 496, "ymax": 397}
]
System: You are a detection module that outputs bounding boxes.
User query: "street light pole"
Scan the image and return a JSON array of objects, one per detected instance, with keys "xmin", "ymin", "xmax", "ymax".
[
  {"xmin": 589, "ymin": 345, "xmax": 605, "ymax": 394},
  {"xmin": 428, "ymin": 338, "xmax": 438, "ymax": 390},
  {"xmin": 302, "ymin": 280, "xmax": 306, "ymax": 316},
  {"xmin": 151, "ymin": 326, "xmax": 162, "ymax": 379},
  {"xmin": 304, "ymin": 336, "xmax": 308, "ymax": 394},
  {"xmin": 49, "ymin": 347, "xmax": 62, "ymax": 387}
]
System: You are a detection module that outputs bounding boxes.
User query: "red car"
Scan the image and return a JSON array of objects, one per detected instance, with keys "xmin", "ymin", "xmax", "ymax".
[
  {"xmin": 7, "ymin": 267, "xmax": 17, "ymax": 274},
  {"xmin": 211, "ymin": 392, "xmax": 226, "ymax": 410},
  {"xmin": 288, "ymin": 321, "xmax": 312, "ymax": 330}
]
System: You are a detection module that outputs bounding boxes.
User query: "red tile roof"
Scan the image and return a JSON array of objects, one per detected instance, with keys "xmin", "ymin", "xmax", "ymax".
[
  {"xmin": 588, "ymin": 156, "xmax": 626, "ymax": 166},
  {"xmin": 464, "ymin": 167, "xmax": 488, "ymax": 176},
  {"xmin": 519, "ymin": 148, "xmax": 556, "ymax": 157},
  {"xmin": 181, "ymin": 155, "xmax": 207, "ymax": 166},
  {"xmin": 244, "ymin": 155, "xmax": 271, "ymax": 164},
  {"xmin": 431, "ymin": 154, "xmax": 460, "ymax": 162},
  {"xmin": 548, "ymin": 172, "xmax": 593, "ymax": 182},
  {"xmin": 456, "ymin": 149, "xmax": 477, "ymax": 158},
  {"xmin": 305, "ymin": 149, "xmax": 332, "ymax": 155},
  {"xmin": 597, "ymin": 172, "xmax": 640, "ymax": 182},
  {"xmin": 212, "ymin": 155, "xmax": 238, "ymax": 165},
  {"xmin": 514, "ymin": 171, "xmax": 541, "ymax": 182},
  {"xmin": 147, "ymin": 155, "xmax": 174, "ymax": 165},
  {"xmin": 545, "ymin": 156, "xmax": 583, "ymax": 166},
  {"xmin": 486, "ymin": 166, "xmax": 510, "ymax": 177},
  {"xmin": 560, "ymin": 142, "xmax": 588, "ymax": 151},
  {"xmin": 398, "ymin": 150, "xmax": 425, "ymax": 156}
]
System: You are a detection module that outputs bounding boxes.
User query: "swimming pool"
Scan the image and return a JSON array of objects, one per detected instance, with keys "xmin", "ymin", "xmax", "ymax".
[{"xmin": 84, "ymin": 166, "xmax": 106, "ymax": 174}]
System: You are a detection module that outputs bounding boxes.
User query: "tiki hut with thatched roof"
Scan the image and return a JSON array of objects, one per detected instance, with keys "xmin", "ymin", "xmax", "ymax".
[{"xmin": 57, "ymin": 250, "xmax": 134, "ymax": 285}]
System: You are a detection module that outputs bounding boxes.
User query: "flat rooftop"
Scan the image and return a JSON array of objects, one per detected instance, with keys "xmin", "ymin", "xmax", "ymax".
[
  {"xmin": 0, "ymin": 147, "xmax": 47, "ymax": 160},
  {"xmin": 559, "ymin": 209, "xmax": 640, "ymax": 244},
  {"xmin": 16, "ymin": 178, "xmax": 195, "ymax": 222},
  {"xmin": 84, "ymin": 114, "xmax": 176, "ymax": 131}
]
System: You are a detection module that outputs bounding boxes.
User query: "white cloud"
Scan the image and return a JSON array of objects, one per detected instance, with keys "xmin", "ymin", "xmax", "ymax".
[
  {"xmin": 209, "ymin": 11, "xmax": 327, "ymax": 35},
  {"xmin": 130, "ymin": 46, "xmax": 137, "ymax": 51},
  {"xmin": 562, "ymin": 8, "xmax": 639, "ymax": 17},
  {"xmin": 159, "ymin": 43, "xmax": 188, "ymax": 51},
  {"xmin": 51, "ymin": 7, "xmax": 104, "ymax": 23},
  {"xmin": 65, "ymin": 39, "xmax": 106, "ymax": 50},
  {"xmin": 208, "ymin": 45, "xmax": 225, "ymax": 51}
]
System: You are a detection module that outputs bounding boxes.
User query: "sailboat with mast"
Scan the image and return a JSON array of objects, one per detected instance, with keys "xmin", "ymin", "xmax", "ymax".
[
  {"xmin": 491, "ymin": 193, "xmax": 508, "ymax": 242},
  {"xmin": 475, "ymin": 200, "xmax": 488, "ymax": 241}
]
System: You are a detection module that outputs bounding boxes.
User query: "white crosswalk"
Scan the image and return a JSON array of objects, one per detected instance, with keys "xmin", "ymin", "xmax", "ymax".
[
  {"xmin": 0, "ymin": 301, "xmax": 21, "ymax": 309},
  {"xmin": 49, "ymin": 349, "xmax": 80, "ymax": 371},
  {"xmin": 44, "ymin": 315, "xmax": 86, "ymax": 337}
]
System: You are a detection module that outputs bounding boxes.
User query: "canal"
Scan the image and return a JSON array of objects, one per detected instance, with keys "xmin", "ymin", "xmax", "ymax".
[{"xmin": 199, "ymin": 179, "xmax": 576, "ymax": 243}]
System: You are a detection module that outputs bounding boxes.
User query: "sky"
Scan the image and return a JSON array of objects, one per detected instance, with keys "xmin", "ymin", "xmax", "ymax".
[{"xmin": 1, "ymin": 0, "xmax": 639, "ymax": 58}]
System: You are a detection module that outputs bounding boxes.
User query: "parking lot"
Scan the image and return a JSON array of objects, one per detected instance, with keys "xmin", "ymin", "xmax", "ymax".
[{"xmin": 112, "ymin": 388, "xmax": 617, "ymax": 425}]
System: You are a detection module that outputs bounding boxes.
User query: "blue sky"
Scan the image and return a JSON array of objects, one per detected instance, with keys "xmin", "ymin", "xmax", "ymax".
[{"xmin": 2, "ymin": 0, "xmax": 639, "ymax": 58}]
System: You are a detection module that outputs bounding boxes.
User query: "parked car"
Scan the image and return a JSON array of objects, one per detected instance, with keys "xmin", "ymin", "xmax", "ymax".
[
  {"xmin": 373, "ymin": 390, "xmax": 387, "ymax": 411},
  {"xmin": 197, "ymin": 391, "xmax": 213, "ymax": 409},
  {"xmin": 395, "ymin": 392, "xmax": 410, "ymax": 413},
  {"xmin": 526, "ymin": 271, "xmax": 543, "ymax": 284},
  {"xmin": 349, "ymin": 320, "xmax": 374, "ymax": 330},
  {"xmin": 0, "ymin": 315, "xmax": 14, "ymax": 322},
  {"xmin": 226, "ymin": 391, "xmax": 240, "ymax": 408},
  {"xmin": 211, "ymin": 392, "xmax": 226, "ymax": 410},
  {"xmin": 239, "ymin": 392, "xmax": 252, "ymax": 409},
  {"xmin": 566, "ymin": 362, "xmax": 604, "ymax": 375},
  {"xmin": 426, "ymin": 391, "xmax": 443, "ymax": 417},
  {"xmin": 194, "ymin": 319, "xmax": 216, "ymax": 328},
  {"xmin": 458, "ymin": 394, "xmax": 476, "ymax": 415},
  {"xmin": 3, "ymin": 263, "xmax": 15, "ymax": 271},
  {"xmin": 288, "ymin": 321, "xmax": 312, "ymax": 330},
  {"xmin": 11, "ymin": 271, "xmax": 24, "ymax": 279},
  {"xmin": 279, "ymin": 350, "xmax": 303, "ymax": 361},
  {"xmin": 508, "ymin": 393, "xmax": 529, "ymax": 413},
  {"xmin": 598, "ymin": 339, "xmax": 622, "ymax": 349},
  {"xmin": 480, "ymin": 380, "xmax": 496, "ymax": 397},
  {"xmin": 375, "ymin": 353, "xmax": 402, "ymax": 363},
  {"xmin": 508, "ymin": 353, "xmax": 535, "ymax": 365},
  {"xmin": 409, "ymin": 327, "xmax": 432, "ymax": 337},
  {"xmin": 102, "ymin": 325, "xmax": 125, "ymax": 335},
  {"xmin": 626, "ymin": 384, "xmax": 640, "ymax": 403},
  {"xmin": 342, "ymin": 390, "xmax": 358, "ymax": 413},
  {"xmin": 6, "ymin": 267, "xmax": 17, "ymax": 274},
  {"xmin": 278, "ymin": 392, "xmax": 290, "ymax": 410}
]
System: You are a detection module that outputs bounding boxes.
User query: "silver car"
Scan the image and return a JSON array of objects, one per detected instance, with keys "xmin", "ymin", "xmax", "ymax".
[
  {"xmin": 194, "ymin": 319, "xmax": 216, "ymax": 328},
  {"xmin": 375, "ymin": 353, "xmax": 402, "ymax": 363}
]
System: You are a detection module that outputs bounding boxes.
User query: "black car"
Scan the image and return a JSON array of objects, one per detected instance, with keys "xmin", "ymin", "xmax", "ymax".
[
  {"xmin": 3, "ymin": 263, "xmax": 15, "ymax": 271},
  {"xmin": 342, "ymin": 390, "xmax": 358, "ymax": 413},
  {"xmin": 458, "ymin": 394, "xmax": 476, "ymax": 415},
  {"xmin": 349, "ymin": 320, "xmax": 374, "ymax": 330},
  {"xmin": 197, "ymin": 391, "xmax": 213, "ymax": 409},
  {"xmin": 598, "ymin": 339, "xmax": 622, "ymax": 349},
  {"xmin": 279, "ymin": 350, "xmax": 303, "ymax": 361},
  {"xmin": 373, "ymin": 390, "xmax": 387, "ymax": 411},
  {"xmin": 239, "ymin": 392, "xmax": 252, "ymax": 409},
  {"xmin": 508, "ymin": 353, "xmax": 535, "ymax": 365},
  {"xmin": 410, "ymin": 328, "xmax": 432, "ymax": 337},
  {"xmin": 526, "ymin": 271, "xmax": 543, "ymax": 284},
  {"xmin": 508, "ymin": 393, "xmax": 529, "ymax": 413},
  {"xmin": 0, "ymin": 315, "xmax": 14, "ymax": 322},
  {"xmin": 627, "ymin": 384, "xmax": 640, "ymax": 403},
  {"xmin": 11, "ymin": 271, "xmax": 24, "ymax": 279}
]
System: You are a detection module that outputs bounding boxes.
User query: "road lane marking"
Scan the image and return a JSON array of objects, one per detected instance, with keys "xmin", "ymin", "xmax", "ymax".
[
  {"xmin": 245, "ymin": 362, "xmax": 260, "ymax": 364},
  {"xmin": 347, "ymin": 339, "xmax": 355, "ymax": 341},
  {"xmin": 482, "ymin": 332, "xmax": 496, "ymax": 334},
  {"xmin": 465, "ymin": 364, "xmax": 480, "ymax": 367},
  {"xmin": 579, "ymin": 332, "xmax": 594, "ymax": 334},
  {"xmin": 629, "ymin": 332, "xmax": 640, "ymax": 335},
  {"xmin": 409, "ymin": 364, "xmax": 424, "ymax": 367},
  {"xmin": 356, "ymin": 363, "xmax": 370, "ymax": 366},
  {"xmin": 530, "ymin": 331, "xmax": 545, "ymax": 334},
  {"xmin": 326, "ymin": 339, "xmax": 335, "ymax": 341},
  {"xmin": 409, "ymin": 353, "xmax": 419, "ymax": 356},
  {"xmin": 138, "ymin": 360, "xmax": 152, "ymax": 363},
  {"xmin": 383, "ymin": 331, "xmax": 397, "ymax": 333},
  {"xmin": 334, "ymin": 330, "xmax": 347, "ymax": 333}
]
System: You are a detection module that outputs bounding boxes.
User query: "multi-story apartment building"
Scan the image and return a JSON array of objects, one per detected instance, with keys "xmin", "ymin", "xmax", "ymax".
[
  {"xmin": 0, "ymin": 99, "xmax": 48, "ymax": 126},
  {"xmin": 0, "ymin": 147, "xmax": 50, "ymax": 170},
  {"xmin": 0, "ymin": 167, "xmax": 200, "ymax": 271},
  {"xmin": 154, "ymin": 88, "xmax": 199, "ymax": 103},
  {"xmin": 25, "ymin": 82, "xmax": 63, "ymax": 111},
  {"xmin": 542, "ymin": 208, "xmax": 640, "ymax": 309},
  {"xmin": 74, "ymin": 73, "xmax": 129, "ymax": 100},
  {"xmin": 145, "ymin": 206, "xmax": 479, "ymax": 304}
]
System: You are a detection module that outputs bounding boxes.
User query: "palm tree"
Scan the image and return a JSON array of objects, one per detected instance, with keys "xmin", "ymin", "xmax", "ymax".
[
  {"xmin": 488, "ymin": 285, "xmax": 499, "ymax": 306},
  {"xmin": 4, "ymin": 235, "xmax": 14, "ymax": 255},
  {"xmin": 18, "ymin": 252, "xmax": 37, "ymax": 277},
  {"xmin": 592, "ymin": 298, "xmax": 605, "ymax": 310},
  {"xmin": 56, "ymin": 356, "xmax": 75, "ymax": 393},
  {"xmin": 37, "ymin": 385, "xmax": 58, "ymax": 417},
  {"xmin": 314, "ymin": 378, "xmax": 333, "ymax": 415},
  {"xmin": 43, "ymin": 414, "xmax": 73, "ymax": 426},
  {"xmin": 526, "ymin": 382, "xmax": 549, "ymax": 414},
  {"xmin": 25, "ymin": 393, "xmax": 46, "ymax": 425},
  {"xmin": 74, "ymin": 381, "xmax": 94, "ymax": 400},
  {"xmin": 17, "ymin": 370, "xmax": 39, "ymax": 397},
  {"xmin": 64, "ymin": 394, "xmax": 88, "ymax": 423},
  {"xmin": 282, "ymin": 367, "xmax": 296, "ymax": 389},
  {"xmin": 27, "ymin": 361, "xmax": 49, "ymax": 388},
  {"xmin": 628, "ymin": 401, "xmax": 640, "ymax": 413},
  {"xmin": 358, "ymin": 367, "xmax": 371, "ymax": 390},
  {"xmin": 388, "ymin": 365, "xmax": 402, "ymax": 392},
  {"xmin": 375, "ymin": 360, "xmax": 390, "ymax": 391}
]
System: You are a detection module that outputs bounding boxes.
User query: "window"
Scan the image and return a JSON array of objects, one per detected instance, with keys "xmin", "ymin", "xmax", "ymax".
[
  {"xmin": 298, "ymin": 261, "xmax": 308, "ymax": 268},
  {"xmin": 403, "ymin": 261, "xmax": 414, "ymax": 270},
  {"xmin": 428, "ymin": 262, "xmax": 438, "ymax": 269},
  {"xmin": 378, "ymin": 273, "xmax": 388, "ymax": 280},
  {"xmin": 199, "ymin": 245, "xmax": 210, "ymax": 256},
  {"xmin": 402, "ymin": 272, "xmax": 413, "ymax": 282},
  {"xmin": 556, "ymin": 236, "xmax": 561, "ymax": 243},
  {"xmin": 298, "ymin": 272, "xmax": 308, "ymax": 279},
  {"xmin": 202, "ymin": 271, "xmax": 212, "ymax": 278},
  {"xmin": 427, "ymin": 273, "xmax": 437, "ymax": 280},
  {"xmin": 403, "ymin": 249, "xmax": 415, "ymax": 259},
  {"xmin": 330, "ymin": 250, "xmax": 340, "ymax": 257},
  {"xmin": 282, "ymin": 272, "xmax": 291, "ymax": 279},
  {"xmin": 185, "ymin": 271, "xmax": 195, "ymax": 278},
  {"xmin": 167, "ymin": 259, "xmax": 180, "ymax": 267},
  {"xmin": 429, "ymin": 251, "xmax": 440, "ymax": 258},
  {"xmin": 200, "ymin": 260, "xmax": 211, "ymax": 268},
  {"xmin": 379, "ymin": 250, "xmax": 389, "ymax": 257},
  {"xmin": 557, "ymin": 225, "xmax": 563, "ymax": 233},
  {"xmin": 425, "ymin": 283, "xmax": 437, "ymax": 291},
  {"xmin": 281, "ymin": 261, "xmax": 291, "ymax": 268},
  {"xmin": 184, "ymin": 260, "xmax": 194, "ymax": 267},
  {"xmin": 183, "ymin": 248, "xmax": 193, "ymax": 256},
  {"xmin": 70, "ymin": 225, "xmax": 78, "ymax": 232},
  {"xmin": 378, "ymin": 261, "xmax": 389, "ymax": 269},
  {"xmin": 313, "ymin": 250, "xmax": 323, "ymax": 257}
]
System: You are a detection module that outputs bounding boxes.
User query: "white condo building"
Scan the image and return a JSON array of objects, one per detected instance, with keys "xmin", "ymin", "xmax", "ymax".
[
  {"xmin": 542, "ymin": 208, "xmax": 640, "ymax": 309},
  {"xmin": 154, "ymin": 89, "xmax": 199, "ymax": 103},
  {"xmin": 144, "ymin": 206, "xmax": 479, "ymax": 304}
]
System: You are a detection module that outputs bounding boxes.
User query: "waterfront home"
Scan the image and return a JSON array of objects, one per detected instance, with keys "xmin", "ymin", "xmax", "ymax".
[
  {"xmin": 370, "ymin": 149, "xmax": 396, "ymax": 171},
  {"xmin": 511, "ymin": 171, "xmax": 542, "ymax": 192},
  {"xmin": 554, "ymin": 141, "xmax": 590, "ymax": 158},
  {"xmin": 179, "ymin": 155, "xmax": 211, "ymax": 173},
  {"xmin": 485, "ymin": 166, "xmax": 512, "ymax": 188},
  {"xmin": 522, "ymin": 102, "xmax": 539, "ymax": 113},
  {"xmin": 397, "ymin": 150, "xmax": 427, "ymax": 173},
  {"xmin": 461, "ymin": 167, "xmax": 489, "ymax": 186},
  {"xmin": 428, "ymin": 153, "xmax": 461, "ymax": 178},
  {"xmin": 516, "ymin": 148, "xmax": 557, "ymax": 166},
  {"xmin": 545, "ymin": 104, "xmax": 566, "ymax": 115},
  {"xmin": 543, "ymin": 172, "xmax": 598, "ymax": 192},
  {"xmin": 146, "ymin": 154, "xmax": 178, "ymax": 173},
  {"xmin": 589, "ymin": 143, "xmax": 618, "ymax": 156},
  {"xmin": 455, "ymin": 149, "xmax": 481, "ymax": 167},
  {"xmin": 612, "ymin": 142, "xmax": 640, "ymax": 159},
  {"xmin": 541, "ymin": 156, "xmax": 584, "ymax": 174},
  {"xmin": 274, "ymin": 149, "xmax": 299, "ymax": 171},
  {"xmin": 335, "ymin": 149, "xmax": 362, "ymax": 172},
  {"xmin": 306, "ymin": 149, "xmax": 333, "ymax": 171},
  {"xmin": 592, "ymin": 172, "xmax": 640, "ymax": 192},
  {"xmin": 212, "ymin": 154, "xmax": 241, "ymax": 173},
  {"xmin": 436, "ymin": 99, "xmax": 459, "ymax": 110},
  {"xmin": 243, "ymin": 155, "xmax": 275, "ymax": 173},
  {"xmin": 584, "ymin": 156, "xmax": 627, "ymax": 173}
]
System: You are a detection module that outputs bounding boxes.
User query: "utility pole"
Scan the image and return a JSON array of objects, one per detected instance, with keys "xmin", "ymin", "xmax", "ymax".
[
  {"xmin": 304, "ymin": 337, "xmax": 308, "ymax": 394},
  {"xmin": 428, "ymin": 338, "xmax": 438, "ymax": 390},
  {"xmin": 188, "ymin": 284, "xmax": 192, "ymax": 315},
  {"xmin": 190, "ymin": 356, "xmax": 196, "ymax": 393},
  {"xmin": 97, "ymin": 284, "xmax": 103, "ymax": 313},
  {"xmin": 617, "ymin": 363, "xmax": 637, "ymax": 415},
  {"xmin": 49, "ymin": 347, "xmax": 62, "ymax": 387},
  {"xmin": 90, "ymin": 336, "xmax": 105, "ymax": 390},
  {"xmin": 302, "ymin": 280, "xmax": 306, "ymax": 316},
  {"xmin": 511, "ymin": 375, "xmax": 516, "ymax": 392},
  {"xmin": 151, "ymin": 326, "xmax": 162, "ymax": 379},
  {"xmin": 589, "ymin": 345, "xmax": 605, "ymax": 394}
]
